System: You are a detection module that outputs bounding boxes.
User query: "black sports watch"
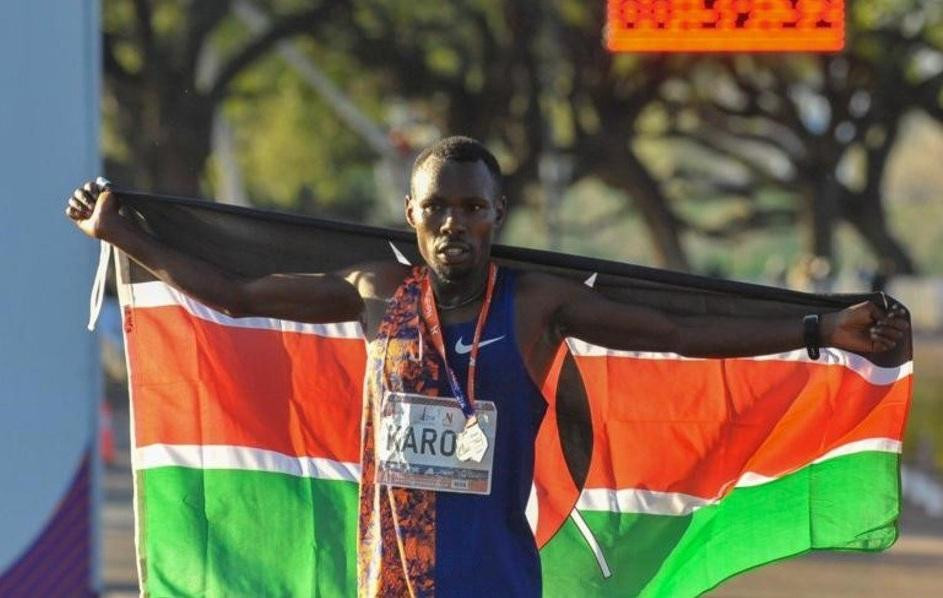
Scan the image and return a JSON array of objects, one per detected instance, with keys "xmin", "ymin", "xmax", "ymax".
[{"xmin": 803, "ymin": 314, "xmax": 821, "ymax": 360}]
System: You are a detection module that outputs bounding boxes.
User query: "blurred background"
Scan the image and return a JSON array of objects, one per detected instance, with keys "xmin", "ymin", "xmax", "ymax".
[{"xmin": 86, "ymin": 0, "xmax": 943, "ymax": 594}]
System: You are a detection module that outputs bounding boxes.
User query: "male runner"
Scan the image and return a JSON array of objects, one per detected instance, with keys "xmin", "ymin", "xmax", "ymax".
[{"xmin": 67, "ymin": 136, "xmax": 907, "ymax": 596}]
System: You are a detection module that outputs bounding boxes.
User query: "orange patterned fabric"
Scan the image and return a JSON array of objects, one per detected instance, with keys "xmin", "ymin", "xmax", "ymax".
[{"xmin": 358, "ymin": 267, "xmax": 441, "ymax": 597}]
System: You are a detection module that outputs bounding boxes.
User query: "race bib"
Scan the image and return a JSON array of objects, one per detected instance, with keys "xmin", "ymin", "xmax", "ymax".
[{"xmin": 377, "ymin": 392, "xmax": 497, "ymax": 495}]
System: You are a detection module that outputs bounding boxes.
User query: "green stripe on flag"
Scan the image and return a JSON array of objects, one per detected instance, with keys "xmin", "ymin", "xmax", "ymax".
[
  {"xmin": 541, "ymin": 451, "xmax": 900, "ymax": 597},
  {"xmin": 134, "ymin": 451, "xmax": 898, "ymax": 597},
  {"xmin": 138, "ymin": 467, "xmax": 359, "ymax": 597}
]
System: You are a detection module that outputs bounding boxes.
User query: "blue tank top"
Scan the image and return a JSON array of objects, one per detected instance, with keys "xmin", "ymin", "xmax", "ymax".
[{"xmin": 434, "ymin": 268, "xmax": 547, "ymax": 597}]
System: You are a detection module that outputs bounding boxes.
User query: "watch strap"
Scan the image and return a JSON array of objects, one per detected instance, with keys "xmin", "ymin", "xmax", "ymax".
[{"xmin": 803, "ymin": 314, "xmax": 821, "ymax": 360}]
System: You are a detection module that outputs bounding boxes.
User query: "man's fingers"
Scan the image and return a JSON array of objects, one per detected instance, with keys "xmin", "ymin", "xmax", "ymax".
[
  {"xmin": 864, "ymin": 301, "xmax": 883, "ymax": 322},
  {"xmin": 871, "ymin": 325, "xmax": 903, "ymax": 340},
  {"xmin": 72, "ymin": 188, "xmax": 92, "ymax": 209},
  {"xmin": 65, "ymin": 205, "xmax": 80, "ymax": 220},
  {"xmin": 75, "ymin": 187, "xmax": 99, "ymax": 211},
  {"xmin": 69, "ymin": 195, "xmax": 91, "ymax": 215},
  {"xmin": 871, "ymin": 320, "xmax": 902, "ymax": 336},
  {"xmin": 869, "ymin": 329, "xmax": 897, "ymax": 348},
  {"xmin": 888, "ymin": 305, "xmax": 908, "ymax": 320},
  {"xmin": 886, "ymin": 317, "xmax": 909, "ymax": 331},
  {"xmin": 871, "ymin": 328, "xmax": 901, "ymax": 343},
  {"xmin": 878, "ymin": 304, "xmax": 909, "ymax": 334},
  {"xmin": 869, "ymin": 329, "xmax": 894, "ymax": 350},
  {"xmin": 68, "ymin": 197, "xmax": 90, "ymax": 216},
  {"xmin": 81, "ymin": 187, "xmax": 97, "ymax": 205}
]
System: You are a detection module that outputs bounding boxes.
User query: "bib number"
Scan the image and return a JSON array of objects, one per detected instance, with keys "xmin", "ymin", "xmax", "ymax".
[{"xmin": 377, "ymin": 392, "xmax": 497, "ymax": 495}]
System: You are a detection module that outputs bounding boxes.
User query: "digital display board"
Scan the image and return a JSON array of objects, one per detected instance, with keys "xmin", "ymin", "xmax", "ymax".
[{"xmin": 606, "ymin": 0, "xmax": 845, "ymax": 52}]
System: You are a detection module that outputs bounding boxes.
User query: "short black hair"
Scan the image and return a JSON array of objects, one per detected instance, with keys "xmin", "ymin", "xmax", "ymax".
[{"xmin": 410, "ymin": 136, "xmax": 503, "ymax": 197}]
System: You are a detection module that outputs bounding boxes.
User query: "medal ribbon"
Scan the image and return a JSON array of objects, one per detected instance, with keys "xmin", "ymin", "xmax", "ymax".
[{"xmin": 419, "ymin": 262, "xmax": 497, "ymax": 419}]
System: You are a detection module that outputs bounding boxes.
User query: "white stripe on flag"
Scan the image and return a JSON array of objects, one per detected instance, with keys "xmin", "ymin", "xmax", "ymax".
[
  {"xmin": 134, "ymin": 444, "xmax": 362, "ymax": 482},
  {"xmin": 812, "ymin": 438, "xmax": 902, "ymax": 464},
  {"xmin": 577, "ymin": 437, "xmax": 902, "ymax": 516},
  {"xmin": 578, "ymin": 487, "xmax": 711, "ymax": 517},
  {"xmin": 569, "ymin": 509, "xmax": 612, "ymax": 578},
  {"xmin": 565, "ymin": 338, "xmax": 913, "ymax": 386},
  {"xmin": 125, "ymin": 281, "xmax": 365, "ymax": 339}
]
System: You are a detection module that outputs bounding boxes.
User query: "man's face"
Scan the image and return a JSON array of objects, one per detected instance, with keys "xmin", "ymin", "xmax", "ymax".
[{"xmin": 406, "ymin": 158, "xmax": 506, "ymax": 282}]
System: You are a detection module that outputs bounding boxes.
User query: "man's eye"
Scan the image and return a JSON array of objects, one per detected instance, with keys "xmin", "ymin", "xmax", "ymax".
[{"xmin": 423, "ymin": 204, "xmax": 441, "ymax": 213}]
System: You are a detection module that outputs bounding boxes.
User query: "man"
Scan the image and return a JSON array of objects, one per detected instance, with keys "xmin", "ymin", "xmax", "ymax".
[{"xmin": 67, "ymin": 136, "xmax": 907, "ymax": 597}]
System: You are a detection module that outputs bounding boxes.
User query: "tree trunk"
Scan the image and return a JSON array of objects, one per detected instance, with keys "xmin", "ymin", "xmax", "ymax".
[
  {"xmin": 806, "ymin": 171, "xmax": 839, "ymax": 261},
  {"xmin": 581, "ymin": 135, "xmax": 689, "ymax": 271},
  {"xmin": 840, "ymin": 190, "xmax": 917, "ymax": 274},
  {"xmin": 619, "ymin": 149, "xmax": 690, "ymax": 271},
  {"xmin": 135, "ymin": 90, "xmax": 215, "ymax": 197},
  {"xmin": 838, "ymin": 115, "xmax": 916, "ymax": 274}
]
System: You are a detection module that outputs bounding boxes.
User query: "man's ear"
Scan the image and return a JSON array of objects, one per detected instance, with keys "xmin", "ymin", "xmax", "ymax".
[
  {"xmin": 494, "ymin": 194, "xmax": 508, "ymax": 228},
  {"xmin": 404, "ymin": 194, "xmax": 418, "ymax": 229}
]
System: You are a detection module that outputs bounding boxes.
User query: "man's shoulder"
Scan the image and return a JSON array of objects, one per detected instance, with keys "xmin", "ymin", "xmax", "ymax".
[{"xmin": 341, "ymin": 260, "xmax": 412, "ymax": 301}]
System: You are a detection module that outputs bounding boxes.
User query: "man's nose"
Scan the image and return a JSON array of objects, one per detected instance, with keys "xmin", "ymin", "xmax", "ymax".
[{"xmin": 439, "ymin": 209, "xmax": 467, "ymax": 234}]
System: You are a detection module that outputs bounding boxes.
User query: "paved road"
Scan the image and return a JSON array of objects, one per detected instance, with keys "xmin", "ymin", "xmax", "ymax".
[{"xmin": 102, "ymin": 406, "xmax": 943, "ymax": 597}]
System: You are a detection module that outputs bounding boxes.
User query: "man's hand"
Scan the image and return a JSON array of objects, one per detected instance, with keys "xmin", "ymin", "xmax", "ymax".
[
  {"xmin": 65, "ymin": 179, "xmax": 124, "ymax": 241},
  {"xmin": 822, "ymin": 301, "xmax": 909, "ymax": 354},
  {"xmin": 64, "ymin": 178, "xmax": 369, "ymax": 324}
]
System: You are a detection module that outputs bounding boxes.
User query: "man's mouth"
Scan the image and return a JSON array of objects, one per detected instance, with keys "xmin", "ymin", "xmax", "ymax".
[{"xmin": 436, "ymin": 242, "xmax": 472, "ymax": 264}]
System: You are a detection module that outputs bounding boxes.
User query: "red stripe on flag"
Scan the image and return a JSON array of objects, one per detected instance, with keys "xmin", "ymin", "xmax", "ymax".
[
  {"xmin": 574, "ymin": 355, "xmax": 911, "ymax": 499},
  {"xmin": 127, "ymin": 306, "xmax": 365, "ymax": 462}
]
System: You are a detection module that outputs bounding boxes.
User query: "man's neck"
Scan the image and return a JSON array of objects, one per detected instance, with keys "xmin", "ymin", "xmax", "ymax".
[{"xmin": 430, "ymin": 266, "xmax": 490, "ymax": 311}]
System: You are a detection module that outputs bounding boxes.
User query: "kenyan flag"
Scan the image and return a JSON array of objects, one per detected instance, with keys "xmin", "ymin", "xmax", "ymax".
[
  {"xmin": 116, "ymin": 191, "xmax": 911, "ymax": 597},
  {"xmin": 536, "ymin": 340, "xmax": 908, "ymax": 596}
]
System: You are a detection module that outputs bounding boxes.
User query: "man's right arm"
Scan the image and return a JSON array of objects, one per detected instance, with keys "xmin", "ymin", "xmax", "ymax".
[{"xmin": 66, "ymin": 181, "xmax": 365, "ymax": 324}]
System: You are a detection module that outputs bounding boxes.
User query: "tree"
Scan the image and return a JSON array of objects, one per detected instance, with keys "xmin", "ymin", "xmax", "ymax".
[
  {"xmin": 299, "ymin": 0, "xmax": 693, "ymax": 268},
  {"xmin": 104, "ymin": 0, "xmax": 941, "ymax": 274},
  {"xmin": 103, "ymin": 0, "xmax": 695, "ymax": 268},
  {"xmin": 656, "ymin": 0, "xmax": 943, "ymax": 274},
  {"xmin": 103, "ymin": 0, "xmax": 348, "ymax": 196}
]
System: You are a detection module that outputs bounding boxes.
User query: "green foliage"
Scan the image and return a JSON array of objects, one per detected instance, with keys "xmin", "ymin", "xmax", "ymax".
[
  {"xmin": 504, "ymin": 179, "xmax": 656, "ymax": 266},
  {"xmin": 100, "ymin": 0, "xmax": 943, "ymax": 277},
  {"xmin": 884, "ymin": 114, "xmax": 943, "ymax": 274},
  {"xmin": 151, "ymin": 1, "xmax": 185, "ymax": 38},
  {"xmin": 222, "ymin": 44, "xmax": 379, "ymax": 219}
]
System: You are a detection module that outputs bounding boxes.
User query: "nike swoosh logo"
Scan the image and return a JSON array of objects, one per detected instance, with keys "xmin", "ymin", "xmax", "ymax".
[{"xmin": 455, "ymin": 335, "xmax": 505, "ymax": 355}]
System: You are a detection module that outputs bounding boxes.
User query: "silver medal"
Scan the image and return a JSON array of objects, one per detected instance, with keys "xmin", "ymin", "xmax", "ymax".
[{"xmin": 456, "ymin": 421, "xmax": 489, "ymax": 463}]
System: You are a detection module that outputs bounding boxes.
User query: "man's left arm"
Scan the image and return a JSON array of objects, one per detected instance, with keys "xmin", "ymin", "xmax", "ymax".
[{"xmin": 534, "ymin": 274, "xmax": 908, "ymax": 358}]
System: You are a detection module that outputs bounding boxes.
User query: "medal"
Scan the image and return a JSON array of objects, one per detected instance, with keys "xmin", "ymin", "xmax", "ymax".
[{"xmin": 456, "ymin": 418, "xmax": 488, "ymax": 463}]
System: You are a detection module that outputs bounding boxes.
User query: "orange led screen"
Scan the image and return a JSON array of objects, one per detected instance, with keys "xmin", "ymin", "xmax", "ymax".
[{"xmin": 606, "ymin": 0, "xmax": 845, "ymax": 52}]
